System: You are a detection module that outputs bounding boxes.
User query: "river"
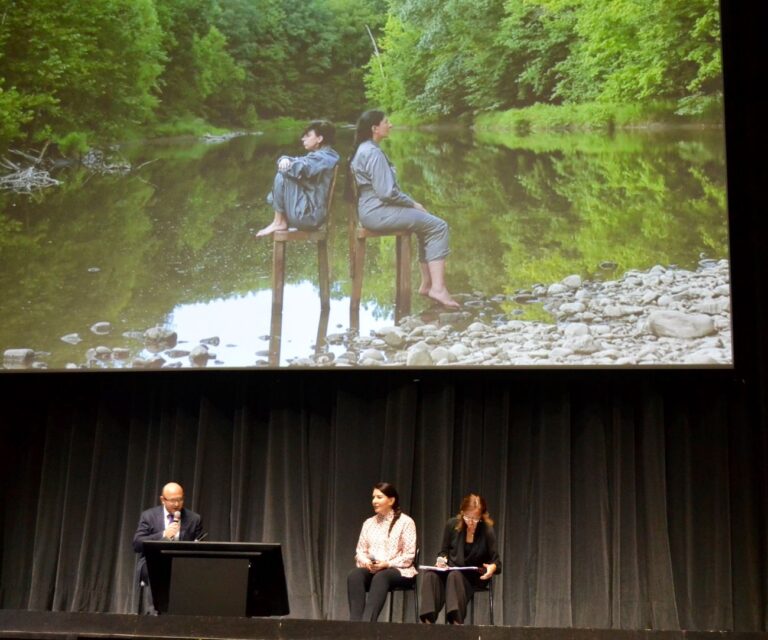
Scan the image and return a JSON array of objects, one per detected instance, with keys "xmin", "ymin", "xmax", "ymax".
[{"xmin": 0, "ymin": 125, "xmax": 729, "ymax": 369}]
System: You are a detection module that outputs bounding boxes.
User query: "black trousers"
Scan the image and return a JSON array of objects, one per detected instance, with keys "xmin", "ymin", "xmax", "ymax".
[
  {"xmin": 347, "ymin": 567, "xmax": 414, "ymax": 621},
  {"xmin": 419, "ymin": 570, "xmax": 478, "ymax": 624}
]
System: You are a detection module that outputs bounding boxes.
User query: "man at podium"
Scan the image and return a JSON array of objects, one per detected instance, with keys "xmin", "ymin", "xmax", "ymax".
[{"xmin": 133, "ymin": 481, "xmax": 204, "ymax": 607}]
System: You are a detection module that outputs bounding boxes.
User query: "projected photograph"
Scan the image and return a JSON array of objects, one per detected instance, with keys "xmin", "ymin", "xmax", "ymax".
[{"xmin": 0, "ymin": 0, "xmax": 729, "ymax": 369}]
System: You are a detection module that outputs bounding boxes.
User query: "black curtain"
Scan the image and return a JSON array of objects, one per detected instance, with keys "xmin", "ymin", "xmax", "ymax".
[{"xmin": 1, "ymin": 372, "xmax": 766, "ymax": 630}]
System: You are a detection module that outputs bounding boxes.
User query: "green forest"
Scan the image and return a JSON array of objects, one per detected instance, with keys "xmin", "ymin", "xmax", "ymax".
[{"xmin": 0, "ymin": 0, "xmax": 722, "ymax": 147}]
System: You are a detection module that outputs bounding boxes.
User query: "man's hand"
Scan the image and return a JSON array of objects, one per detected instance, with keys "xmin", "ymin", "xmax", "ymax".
[{"xmin": 164, "ymin": 522, "xmax": 180, "ymax": 539}]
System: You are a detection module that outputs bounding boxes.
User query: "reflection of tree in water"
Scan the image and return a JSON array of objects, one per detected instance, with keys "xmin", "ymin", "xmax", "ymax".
[{"xmin": 383, "ymin": 129, "xmax": 728, "ymax": 295}]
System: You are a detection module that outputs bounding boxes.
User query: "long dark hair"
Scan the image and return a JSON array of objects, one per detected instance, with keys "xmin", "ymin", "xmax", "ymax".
[
  {"xmin": 374, "ymin": 481, "xmax": 401, "ymax": 535},
  {"xmin": 344, "ymin": 109, "xmax": 386, "ymax": 202}
]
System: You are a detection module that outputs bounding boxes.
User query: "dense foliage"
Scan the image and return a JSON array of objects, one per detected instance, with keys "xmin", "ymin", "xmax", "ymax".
[
  {"xmin": 367, "ymin": 0, "xmax": 722, "ymax": 120},
  {"xmin": 0, "ymin": 0, "xmax": 386, "ymax": 145},
  {"xmin": 0, "ymin": 0, "xmax": 722, "ymax": 145}
]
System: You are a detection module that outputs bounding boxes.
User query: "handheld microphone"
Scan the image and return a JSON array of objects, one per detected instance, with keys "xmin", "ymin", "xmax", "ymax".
[{"xmin": 173, "ymin": 511, "xmax": 181, "ymax": 523}]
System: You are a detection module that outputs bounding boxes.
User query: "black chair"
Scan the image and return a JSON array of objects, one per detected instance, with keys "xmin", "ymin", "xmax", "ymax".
[
  {"xmin": 387, "ymin": 547, "xmax": 420, "ymax": 622},
  {"xmin": 468, "ymin": 576, "xmax": 494, "ymax": 625}
]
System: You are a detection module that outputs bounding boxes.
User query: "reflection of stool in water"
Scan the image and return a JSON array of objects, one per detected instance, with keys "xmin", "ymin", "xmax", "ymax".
[
  {"xmin": 348, "ymin": 186, "xmax": 412, "ymax": 329},
  {"xmin": 271, "ymin": 166, "xmax": 338, "ymax": 312},
  {"xmin": 268, "ymin": 304, "xmax": 329, "ymax": 367}
]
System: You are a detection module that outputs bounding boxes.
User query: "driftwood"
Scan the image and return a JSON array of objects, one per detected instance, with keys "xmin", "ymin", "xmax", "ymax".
[{"xmin": 0, "ymin": 142, "xmax": 60, "ymax": 193}]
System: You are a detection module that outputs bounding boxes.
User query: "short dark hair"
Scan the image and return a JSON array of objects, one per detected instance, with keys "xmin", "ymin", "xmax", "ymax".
[{"xmin": 303, "ymin": 119, "xmax": 335, "ymax": 146}]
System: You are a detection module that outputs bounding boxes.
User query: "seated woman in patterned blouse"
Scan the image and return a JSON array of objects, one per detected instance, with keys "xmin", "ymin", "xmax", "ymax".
[{"xmin": 347, "ymin": 482, "xmax": 417, "ymax": 621}]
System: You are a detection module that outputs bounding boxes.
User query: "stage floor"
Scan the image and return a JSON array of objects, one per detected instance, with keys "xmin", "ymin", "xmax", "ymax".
[{"xmin": 1, "ymin": 610, "xmax": 766, "ymax": 640}]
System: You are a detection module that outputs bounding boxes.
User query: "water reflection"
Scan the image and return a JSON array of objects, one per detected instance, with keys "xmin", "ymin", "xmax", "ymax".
[
  {"xmin": 163, "ymin": 282, "xmax": 394, "ymax": 368},
  {"xmin": 0, "ymin": 126, "xmax": 729, "ymax": 369}
]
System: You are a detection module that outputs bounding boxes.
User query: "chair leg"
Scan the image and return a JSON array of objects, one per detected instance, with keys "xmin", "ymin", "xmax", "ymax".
[
  {"xmin": 395, "ymin": 235, "xmax": 412, "ymax": 317},
  {"xmin": 489, "ymin": 582, "xmax": 494, "ymax": 625},
  {"xmin": 388, "ymin": 591, "xmax": 394, "ymax": 622},
  {"xmin": 351, "ymin": 237, "xmax": 366, "ymax": 311},
  {"xmin": 317, "ymin": 238, "xmax": 330, "ymax": 310},
  {"xmin": 272, "ymin": 239, "xmax": 286, "ymax": 311}
]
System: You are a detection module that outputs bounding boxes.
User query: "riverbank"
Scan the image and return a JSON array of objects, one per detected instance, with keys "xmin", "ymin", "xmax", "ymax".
[
  {"xmin": 299, "ymin": 259, "xmax": 731, "ymax": 368},
  {"xmin": 1, "ymin": 259, "xmax": 731, "ymax": 370}
]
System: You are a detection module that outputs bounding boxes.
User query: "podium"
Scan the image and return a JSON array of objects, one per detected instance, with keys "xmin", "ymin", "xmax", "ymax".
[{"xmin": 143, "ymin": 541, "xmax": 289, "ymax": 617}]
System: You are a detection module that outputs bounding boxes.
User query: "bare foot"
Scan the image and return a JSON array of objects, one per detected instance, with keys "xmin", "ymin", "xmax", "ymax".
[
  {"xmin": 254, "ymin": 221, "xmax": 288, "ymax": 237},
  {"xmin": 428, "ymin": 288, "xmax": 460, "ymax": 309},
  {"xmin": 418, "ymin": 284, "xmax": 431, "ymax": 297}
]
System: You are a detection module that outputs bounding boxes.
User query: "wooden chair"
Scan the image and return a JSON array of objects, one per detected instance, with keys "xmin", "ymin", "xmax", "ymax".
[
  {"xmin": 348, "ymin": 182, "xmax": 412, "ymax": 324},
  {"xmin": 271, "ymin": 166, "xmax": 338, "ymax": 312}
]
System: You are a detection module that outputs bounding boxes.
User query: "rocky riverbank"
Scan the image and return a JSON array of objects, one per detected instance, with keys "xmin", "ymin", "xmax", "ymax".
[
  {"xmin": 292, "ymin": 259, "xmax": 732, "ymax": 367},
  {"xmin": 2, "ymin": 260, "xmax": 731, "ymax": 370}
]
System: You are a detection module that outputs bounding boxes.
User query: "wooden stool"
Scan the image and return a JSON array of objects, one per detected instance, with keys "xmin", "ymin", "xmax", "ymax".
[
  {"xmin": 271, "ymin": 166, "xmax": 338, "ymax": 312},
  {"xmin": 348, "ymin": 188, "xmax": 412, "ymax": 325}
]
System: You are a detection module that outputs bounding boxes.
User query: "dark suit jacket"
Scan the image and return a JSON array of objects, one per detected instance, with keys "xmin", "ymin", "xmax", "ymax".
[
  {"xmin": 439, "ymin": 517, "xmax": 502, "ymax": 575},
  {"xmin": 133, "ymin": 505, "xmax": 204, "ymax": 582}
]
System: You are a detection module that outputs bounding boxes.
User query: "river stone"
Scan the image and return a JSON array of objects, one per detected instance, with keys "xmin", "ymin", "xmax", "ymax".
[
  {"xmin": 683, "ymin": 349, "xmax": 727, "ymax": 365},
  {"xmin": 691, "ymin": 298, "xmax": 730, "ymax": 315},
  {"xmin": 200, "ymin": 336, "xmax": 220, "ymax": 346},
  {"xmin": 145, "ymin": 356, "xmax": 166, "ymax": 369},
  {"xmin": 562, "ymin": 275, "xmax": 582, "ymax": 289},
  {"xmin": 648, "ymin": 311, "xmax": 715, "ymax": 339},
  {"xmin": 430, "ymin": 346, "xmax": 457, "ymax": 363},
  {"xmin": 550, "ymin": 347, "xmax": 573, "ymax": 359},
  {"xmin": 384, "ymin": 331, "xmax": 406, "ymax": 348},
  {"xmin": 162, "ymin": 362, "xmax": 183, "ymax": 369},
  {"xmin": 449, "ymin": 343, "xmax": 471, "ymax": 358},
  {"xmin": 167, "ymin": 349, "xmax": 191, "ymax": 358},
  {"xmin": 91, "ymin": 322, "xmax": 112, "ymax": 335},
  {"xmin": 112, "ymin": 348, "xmax": 130, "ymax": 360},
  {"xmin": 94, "ymin": 346, "xmax": 112, "ymax": 360},
  {"xmin": 563, "ymin": 323, "xmax": 590, "ymax": 338},
  {"xmin": 406, "ymin": 349, "xmax": 433, "ymax": 366},
  {"xmin": 144, "ymin": 327, "xmax": 178, "ymax": 348},
  {"xmin": 603, "ymin": 304, "xmax": 644, "ymax": 318},
  {"xmin": 560, "ymin": 302, "xmax": 586, "ymax": 315},
  {"xmin": 61, "ymin": 333, "xmax": 82, "ymax": 345},
  {"xmin": 3, "ymin": 348, "xmax": 34, "ymax": 364},
  {"xmin": 359, "ymin": 348, "xmax": 385, "ymax": 362},
  {"xmin": 548, "ymin": 283, "xmax": 567, "ymax": 295},
  {"xmin": 714, "ymin": 284, "xmax": 730, "ymax": 297},
  {"xmin": 408, "ymin": 341, "xmax": 430, "ymax": 354},
  {"xmin": 189, "ymin": 345, "xmax": 210, "ymax": 365},
  {"xmin": 564, "ymin": 335, "xmax": 602, "ymax": 354}
]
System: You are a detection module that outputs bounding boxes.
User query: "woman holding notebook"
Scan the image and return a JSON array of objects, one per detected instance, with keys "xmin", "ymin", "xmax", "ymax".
[{"xmin": 419, "ymin": 493, "xmax": 501, "ymax": 624}]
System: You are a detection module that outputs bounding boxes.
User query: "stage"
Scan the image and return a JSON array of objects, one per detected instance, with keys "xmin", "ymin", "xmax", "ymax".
[{"xmin": 1, "ymin": 611, "xmax": 766, "ymax": 640}]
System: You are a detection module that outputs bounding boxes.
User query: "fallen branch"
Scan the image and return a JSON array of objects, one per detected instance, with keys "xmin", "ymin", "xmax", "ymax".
[{"xmin": 0, "ymin": 164, "xmax": 61, "ymax": 193}]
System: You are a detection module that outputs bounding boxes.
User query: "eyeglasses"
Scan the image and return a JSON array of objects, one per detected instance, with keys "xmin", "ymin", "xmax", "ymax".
[
  {"xmin": 462, "ymin": 513, "xmax": 481, "ymax": 523},
  {"xmin": 162, "ymin": 496, "xmax": 184, "ymax": 504}
]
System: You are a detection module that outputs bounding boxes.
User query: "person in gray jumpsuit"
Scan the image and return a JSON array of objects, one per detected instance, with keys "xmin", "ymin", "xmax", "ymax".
[
  {"xmin": 255, "ymin": 119, "xmax": 340, "ymax": 236},
  {"xmin": 348, "ymin": 110, "xmax": 459, "ymax": 308}
]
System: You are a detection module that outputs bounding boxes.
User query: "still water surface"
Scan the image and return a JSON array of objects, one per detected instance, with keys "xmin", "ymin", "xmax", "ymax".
[{"xmin": 0, "ymin": 126, "xmax": 728, "ymax": 368}]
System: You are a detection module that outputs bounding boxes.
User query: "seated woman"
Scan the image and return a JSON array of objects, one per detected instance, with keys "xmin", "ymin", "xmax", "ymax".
[
  {"xmin": 348, "ymin": 110, "xmax": 459, "ymax": 309},
  {"xmin": 255, "ymin": 119, "xmax": 339, "ymax": 236},
  {"xmin": 419, "ymin": 493, "xmax": 501, "ymax": 624},
  {"xmin": 347, "ymin": 482, "xmax": 417, "ymax": 621}
]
